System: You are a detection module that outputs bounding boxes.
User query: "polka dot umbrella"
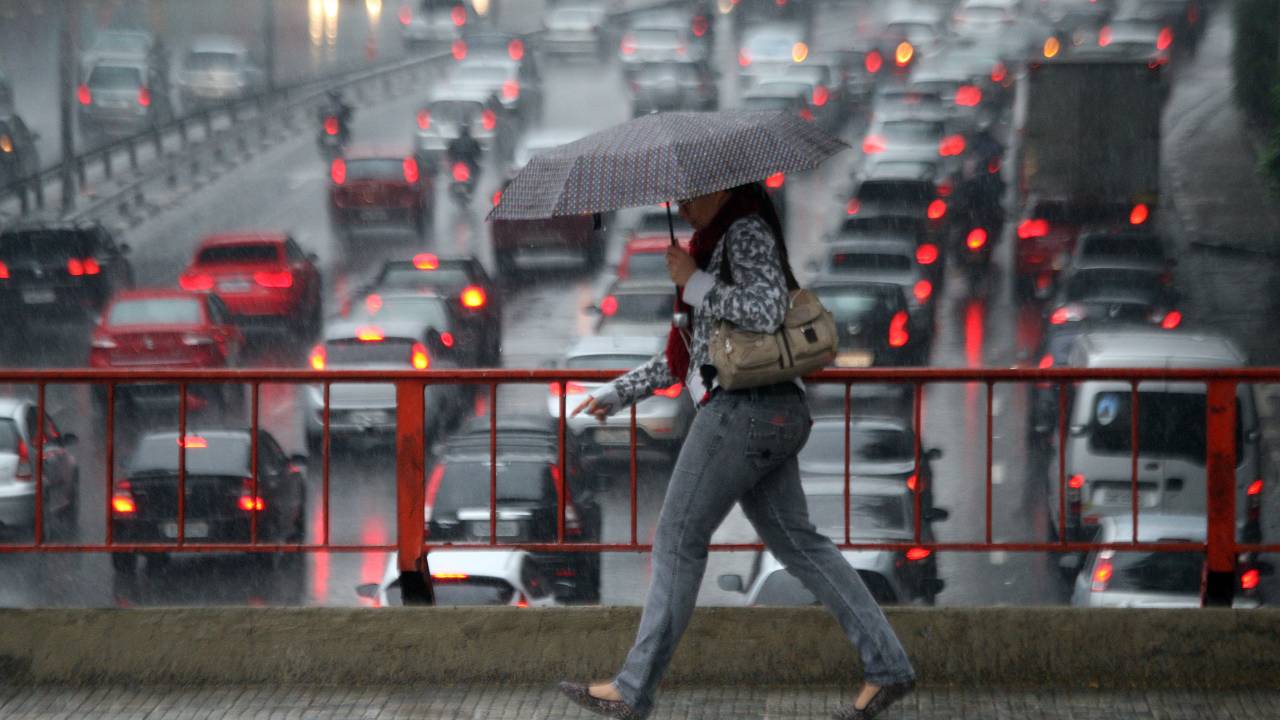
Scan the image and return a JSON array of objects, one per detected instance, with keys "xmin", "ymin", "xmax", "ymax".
[{"xmin": 488, "ymin": 110, "xmax": 848, "ymax": 221}]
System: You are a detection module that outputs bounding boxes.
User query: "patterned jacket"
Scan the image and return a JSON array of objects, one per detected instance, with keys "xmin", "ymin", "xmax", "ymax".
[{"xmin": 600, "ymin": 215, "xmax": 789, "ymax": 409}]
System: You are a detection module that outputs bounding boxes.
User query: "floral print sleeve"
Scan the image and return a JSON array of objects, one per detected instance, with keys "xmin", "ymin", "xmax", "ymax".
[
  {"xmin": 610, "ymin": 351, "xmax": 678, "ymax": 407},
  {"xmin": 696, "ymin": 217, "xmax": 788, "ymax": 333}
]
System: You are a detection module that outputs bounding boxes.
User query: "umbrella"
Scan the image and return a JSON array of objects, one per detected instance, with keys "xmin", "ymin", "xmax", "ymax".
[{"xmin": 488, "ymin": 110, "xmax": 848, "ymax": 222}]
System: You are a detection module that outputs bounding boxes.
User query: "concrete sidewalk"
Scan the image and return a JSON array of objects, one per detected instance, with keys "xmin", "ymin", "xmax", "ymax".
[{"xmin": 3, "ymin": 684, "xmax": 1279, "ymax": 720}]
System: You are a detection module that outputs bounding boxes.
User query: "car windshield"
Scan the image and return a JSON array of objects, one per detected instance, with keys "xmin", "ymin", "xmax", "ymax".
[
  {"xmin": 882, "ymin": 120, "xmax": 944, "ymax": 141},
  {"xmin": 346, "ymin": 296, "xmax": 450, "ymax": 328},
  {"xmin": 1080, "ymin": 234, "xmax": 1165, "ymax": 261},
  {"xmin": 830, "ymin": 252, "xmax": 912, "ymax": 272},
  {"xmin": 801, "ymin": 423, "xmax": 915, "ymax": 465},
  {"xmin": 130, "ymin": 433, "xmax": 251, "ymax": 475},
  {"xmin": 1086, "ymin": 391, "xmax": 1242, "ymax": 461},
  {"xmin": 807, "ymin": 493, "xmax": 908, "ymax": 535},
  {"xmin": 108, "ymin": 298, "xmax": 203, "ymax": 326},
  {"xmin": 566, "ymin": 354, "xmax": 651, "ymax": 370},
  {"xmin": 87, "ymin": 65, "xmax": 142, "ymax": 88},
  {"xmin": 324, "ymin": 338, "xmax": 421, "ymax": 367},
  {"xmin": 434, "ymin": 460, "xmax": 553, "ymax": 510},
  {"xmin": 186, "ymin": 51, "xmax": 238, "ymax": 71},
  {"xmin": 607, "ymin": 291, "xmax": 674, "ymax": 321},
  {"xmin": 344, "ymin": 159, "xmax": 405, "ymax": 181},
  {"xmin": 1098, "ymin": 550, "xmax": 1204, "ymax": 594},
  {"xmin": 0, "ymin": 230, "xmax": 92, "ymax": 260},
  {"xmin": 196, "ymin": 244, "xmax": 279, "ymax": 264},
  {"xmin": 376, "ymin": 266, "xmax": 471, "ymax": 290},
  {"xmin": 1064, "ymin": 269, "xmax": 1162, "ymax": 301},
  {"xmin": 0, "ymin": 419, "xmax": 19, "ymax": 454},
  {"xmin": 431, "ymin": 579, "xmax": 516, "ymax": 606}
]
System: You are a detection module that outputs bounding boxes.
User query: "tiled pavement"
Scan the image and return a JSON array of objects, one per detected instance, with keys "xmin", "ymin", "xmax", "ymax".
[{"xmin": 3, "ymin": 685, "xmax": 1280, "ymax": 720}]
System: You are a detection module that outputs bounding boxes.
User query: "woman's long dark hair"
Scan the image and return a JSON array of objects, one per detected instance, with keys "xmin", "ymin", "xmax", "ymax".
[{"xmin": 734, "ymin": 181, "xmax": 799, "ymax": 290}]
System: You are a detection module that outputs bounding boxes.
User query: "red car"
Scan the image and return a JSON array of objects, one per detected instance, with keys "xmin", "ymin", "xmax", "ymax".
[
  {"xmin": 328, "ymin": 153, "xmax": 434, "ymax": 242},
  {"xmin": 89, "ymin": 289, "xmax": 244, "ymax": 415},
  {"xmin": 616, "ymin": 235, "xmax": 691, "ymax": 282},
  {"xmin": 178, "ymin": 233, "xmax": 322, "ymax": 338}
]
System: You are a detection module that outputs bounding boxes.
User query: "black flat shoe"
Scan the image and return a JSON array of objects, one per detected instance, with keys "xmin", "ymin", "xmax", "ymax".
[
  {"xmin": 558, "ymin": 681, "xmax": 645, "ymax": 720},
  {"xmin": 831, "ymin": 679, "xmax": 915, "ymax": 720}
]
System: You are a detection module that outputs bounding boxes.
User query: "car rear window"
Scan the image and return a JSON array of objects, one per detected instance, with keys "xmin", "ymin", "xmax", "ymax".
[
  {"xmin": 743, "ymin": 96, "xmax": 799, "ymax": 112},
  {"xmin": 185, "ymin": 51, "xmax": 238, "ymax": 71},
  {"xmin": 0, "ymin": 230, "xmax": 92, "ymax": 260},
  {"xmin": 1064, "ymin": 269, "xmax": 1162, "ymax": 301},
  {"xmin": 566, "ymin": 354, "xmax": 651, "ymax": 370},
  {"xmin": 882, "ymin": 120, "xmax": 944, "ymax": 142},
  {"xmin": 1086, "ymin": 391, "xmax": 1242, "ymax": 462},
  {"xmin": 808, "ymin": 492, "xmax": 908, "ymax": 535},
  {"xmin": 857, "ymin": 181, "xmax": 934, "ymax": 203},
  {"xmin": 344, "ymin": 159, "xmax": 406, "ymax": 181},
  {"xmin": 107, "ymin": 297, "xmax": 203, "ymax": 326},
  {"xmin": 196, "ymin": 244, "xmax": 280, "ymax": 265},
  {"xmin": 431, "ymin": 578, "xmax": 516, "ymax": 606},
  {"xmin": 426, "ymin": 100, "xmax": 485, "ymax": 125},
  {"xmin": 830, "ymin": 252, "xmax": 912, "ymax": 272},
  {"xmin": 434, "ymin": 459, "xmax": 553, "ymax": 511},
  {"xmin": 325, "ymin": 338, "xmax": 421, "ymax": 367},
  {"xmin": 1080, "ymin": 234, "xmax": 1165, "ymax": 261},
  {"xmin": 608, "ymin": 291, "xmax": 675, "ymax": 322},
  {"xmin": 0, "ymin": 419, "xmax": 20, "ymax": 454},
  {"xmin": 129, "ymin": 433, "xmax": 251, "ymax": 475},
  {"xmin": 88, "ymin": 65, "xmax": 142, "ymax": 88},
  {"xmin": 802, "ymin": 424, "xmax": 915, "ymax": 465},
  {"xmin": 376, "ymin": 266, "xmax": 472, "ymax": 290},
  {"xmin": 1099, "ymin": 550, "xmax": 1203, "ymax": 593},
  {"xmin": 813, "ymin": 288, "xmax": 885, "ymax": 320},
  {"xmin": 453, "ymin": 65, "xmax": 510, "ymax": 85},
  {"xmin": 623, "ymin": 252, "xmax": 669, "ymax": 279},
  {"xmin": 347, "ymin": 296, "xmax": 451, "ymax": 328}
]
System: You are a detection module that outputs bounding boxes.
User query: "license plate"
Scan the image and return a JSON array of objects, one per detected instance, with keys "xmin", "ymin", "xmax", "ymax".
[
  {"xmin": 1097, "ymin": 489, "xmax": 1157, "ymax": 507},
  {"xmin": 595, "ymin": 428, "xmax": 630, "ymax": 445},
  {"xmin": 162, "ymin": 521, "xmax": 209, "ymax": 539},
  {"xmin": 218, "ymin": 279, "xmax": 251, "ymax": 293},
  {"xmin": 351, "ymin": 411, "xmax": 391, "ymax": 425},
  {"xmin": 22, "ymin": 289, "xmax": 56, "ymax": 304},
  {"xmin": 361, "ymin": 209, "xmax": 389, "ymax": 221},
  {"xmin": 469, "ymin": 520, "xmax": 521, "ymax": 538},
  {"xmin": 834, "ymin": 350, "xmax": 874, "ymax": 368}
]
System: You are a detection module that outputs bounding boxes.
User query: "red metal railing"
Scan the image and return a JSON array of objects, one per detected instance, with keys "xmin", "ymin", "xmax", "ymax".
[{"xmin": 0, "ymin": 367, "xmax": 1275, "ymax": 606}]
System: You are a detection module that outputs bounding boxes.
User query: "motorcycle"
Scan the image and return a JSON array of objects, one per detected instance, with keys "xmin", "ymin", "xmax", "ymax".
[
  {"xmin": 955, "ymin": 205, "xmax": 1003, "ymax": 297},
  {"xmin": 316, "ymin": 106, "xmax": 351, "ymax": 160},
  {"xmin": 448, "ymin": 160, "xmax": 477, "ymax": 206}
]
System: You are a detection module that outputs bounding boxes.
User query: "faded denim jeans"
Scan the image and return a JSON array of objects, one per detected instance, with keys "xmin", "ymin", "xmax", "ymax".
[{"xmin": 613, "ymin": 388, "xmax": 915, "ymax": 716}]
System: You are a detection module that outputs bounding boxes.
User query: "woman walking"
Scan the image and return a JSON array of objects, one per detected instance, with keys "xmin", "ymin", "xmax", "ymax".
[{"xmin": 557, "ymin": 182, "xmax": 916, "ymax": 720}]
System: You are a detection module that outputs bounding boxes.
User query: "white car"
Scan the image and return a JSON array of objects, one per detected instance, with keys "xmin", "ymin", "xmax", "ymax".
[
  {"xmin": 177, "ymin": 35, "xmax": 265, "ymax": 109},
  {"xmin": 0, "ymin": 397, "xmax": 79, "ymax": 533},
  {"xmin": 357, "ymin": 550, "xmax": 561, "ymax": 607}
]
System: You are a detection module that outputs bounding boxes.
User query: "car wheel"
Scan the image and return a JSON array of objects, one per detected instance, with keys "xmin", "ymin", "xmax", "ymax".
[{"xmin": 111, "ymin": 552, "xmax": 138, "ymax": 575}]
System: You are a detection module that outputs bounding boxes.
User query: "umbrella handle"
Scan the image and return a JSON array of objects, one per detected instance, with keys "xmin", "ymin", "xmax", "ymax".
[{"xmin": 665, "ymin": 202, "xmax": 677, "ymax": 247}]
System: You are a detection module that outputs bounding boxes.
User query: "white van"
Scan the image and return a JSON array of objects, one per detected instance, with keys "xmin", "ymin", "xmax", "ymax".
[{"xmin": 1051, "ymin": 330, "xmax": 1261, "ymax": 542}]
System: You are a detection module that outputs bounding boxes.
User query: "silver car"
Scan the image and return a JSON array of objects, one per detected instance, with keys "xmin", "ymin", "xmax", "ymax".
[
  {"xmin": 0, "ymin": 397, "xmax": 79, "ymax": 533},
  {"xmin": 540, "ymin": 3, "xmax": 608, "ymax": 59},
  {"xmin": 1066, "ymin": 514, "xmax": 1265, "ymax": 608},
  {"xmin": 358, "ymin": 550, "xmax": 560, "ymax": 607},
  {"xmin": 546, "ymin": 335, "xmax": 693, "ymax": 466},
  {"xmin": 177, "ymin": 36, "xmax": 265, "ymax": 110},
  {"xmin": 589, "ymin": 279, "xmax": 677, "ymax": 338}
]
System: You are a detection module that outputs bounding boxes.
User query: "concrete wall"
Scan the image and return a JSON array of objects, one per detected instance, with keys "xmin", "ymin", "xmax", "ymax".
[{"xmin": 3, "ymin": 607, "xmax": 1279, "ymax": 687}]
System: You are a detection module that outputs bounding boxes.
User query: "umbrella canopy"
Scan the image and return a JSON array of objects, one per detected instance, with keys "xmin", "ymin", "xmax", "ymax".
[{"xmin": 488, "ymin": 110, "xmax": 848, "ymax": 221}]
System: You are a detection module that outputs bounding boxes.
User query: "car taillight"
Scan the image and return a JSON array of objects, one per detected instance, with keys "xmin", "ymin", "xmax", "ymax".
[
  {"xmin": 791, "ymin": 42, "xmax": 808, "ymax": 63},
  {"xmin": 1069, "ymin": 473, "xmax": 1086, "ymax": 490},
  {"xmin": 492, "ymin": 190, "xmax": 502, "ymax": 207},
  {"xmin": 966, "ymin": 228, "xmax": 988, "ymax": 250},
  {"xmin": 1050, "ymin": 305, "xmax": 1083, "ymax": 325},
  {"xmin": 865, "ymin": 50, "xmax": 882, "ymax": 73},
  {"xmin": 1248, "ymin": 479, "xmax": 1263, "ymax": 497},
  {"xmin": 954, "ymin": 85, "xmax": 981, "ymax": 106},
  {"xmin": 1242, "ymin": 568, "xmax": 1260, "ymax": 591},
  {"xmin": 179, "ymin": 272, "xmax": 215, "ymax": 291},
  {"xmin": 481, "ymin": 108, "xmax": 497, "ymax": 131},
  {"xmin": 403, "ymin": 156, "xmax": 420, "ymax": 184},
  {"xmin": 692, "ymin": 15, "xmax": 708, "ymax": 37},
  {"xmin": 905, "ymin": 474, "xmax": 919, "ymax": 492},
  {"xmin": 137, "ymin": 86, "xmax": 151, "ymax": 107},
  {"xmin": 938, "ymin": 134, "xmax": 966, "ymax": 157},
  {"xmin": 1043, "ymin": 36, "xmax": 1061, "ymax": 58},
  {"xmin": 895, "ymin": 41, "xmax": 913, "ymax": 66},
  {"xmin": 411, "ymin": 342, "xmax": 430, "ymax": 370},
  {"xmin": 460, "ymin": 285, "xmax": 486, "ymax": 308},
  {"xmin": 549, "ymin": 381, "xmax": 587, "ymax": 397},
  {"xmin": 416, "ymin": 109, "xmax": 431, "ymax": 129},
  {"xmin": 15, "ymin": 438, "xmax": 31, "ymax": 481},
  {"xmin": 413, "ymin": 253, "xmax": 439, "ymax": 270},
  {"xmin": 0, "ymin": 260, "xmax": 8, "ymax": 279},
  {"xmin": 330, "ymin": 158, "xmax": 347, "ymax": 185},
  {"xmin": 112, "ymin": 495, "xmax": 136, "ymax": 513},
  {"xmin": 451, "ymin": 39, "xmax": 467, "ymax": 60},
  {"xmin": 654, "ymin": 382, "xmax": 683, "ymax": 398},
  {"xmin": 508, "ymin": 38, "xmax": 524, "ymax": 60},
  {"xmin": 424, "ymin": 464, "xmax": 445, "ymax": 524},
  {"xmin": 888, "ymin": 311, "xmax": 909, "ymax": 348},
  {"xmin": 452, "ymin": 162, "xmax": 471, "ymax": 182},
  {"xmin": 1098, "ymin": 25, "xmax": 1113, "ymax": 47},
  {"xmin": 812, "ymin": 85, "xmax": 829, "ymax": 107},
  {"xmin": 365, "ymin": 294, "xmax": 382, "ymax": 313},
  {"xmin": 324, "ymin": 115, "xmax": 339, "ymax": 136},
  {"xmin": 515, "ymin": 592, "xmax": 529, "ymax": 608},
  {"xmin": 599, "ymin": 295, "xmax": 618, "ymax": 316},
  {"xmin": 905, "ymin": 547, "xmax": 931, "ymax": 561},
  {"xmin": 1017, "ymin": 219, "xmax": 1048, "ymax": 239},
  {"xmin": 1159, "ymin": 310, "xmax": 1182, "ymax": 329},
  {"xmin": 254, "ymin": 270, "xmax": 293, "ymax": 288},
  {"xmin": 937, "ymin": 181, "xmax": 952, "ymax": 197},
  {"xmin": 1130, "ymin": 203, "xmax": 1149, "ymax": 225},
  {"xmin": 845, "ymin": 199, "xmax": 860, "ymax": 215},
  {"xmin": 913, "ymin": 279, "xmax": 932, "ymax": 302},
  {"xmin": 1156, "ymin": 26, "xmax": 1173, "ymax": 50},
  {"xmin": 737, "ymin": 49, "xmax": 751, "ymax": 67},
  {"xmin": 926, "ymin": 199, "xmax": 947, "ymax": 219},
  {"xmin": 238, "ymin": 479, "xmax": 265, "ymax": 512},
  {"xmin": 438, "ymin": 331, "xmax": 454, "ymax": 348},
  {"xmin": 1038, "ymin": 354, "xmax": 1054, "ymax": 369},
  {"xmin": 357, "ymin": 326, "xmax": 384, "ymax": 342},
  {"xmin": 861, "ymin": 134, "xmax": 886, "ymax": 154},
  {"xmin": 450, "ymin": 4, "xmax": 466, "ymax": 25},
  {"xmin": 309, "ymin": 344, "xmax": 326, "ymax": 370},
  {"xmin": 502, "ymin": 79, "xmax": 520, "ymax": 101},
  {"xmin": 1091, "ymin": 551, "xmax": 1114, "ymax": 592},
  {"xmin": 765, "ymin": 172, "xmax": 785, "ymax": 189},
  {"xmin": 991, "ymin": 61, "xmax": 1007, "ymax": 83},
  {"xmin": 915, "ymin": 243, "xmax": 938, "ymax": 265},
  {"xmin": 77, "ymin": 83, "xmax": 91, "ymax": 105}
]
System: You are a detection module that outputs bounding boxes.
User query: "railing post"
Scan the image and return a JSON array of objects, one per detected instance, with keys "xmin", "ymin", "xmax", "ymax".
[
  {"xmin": 395, "ymin": 380, "xmax": 433, "ymax": 605},
  {"xmin": 1203, "ymin": 379, "xmax": 1238, "ymax": 607}
]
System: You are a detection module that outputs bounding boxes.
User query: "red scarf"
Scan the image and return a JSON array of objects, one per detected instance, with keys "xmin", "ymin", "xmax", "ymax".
[{"xmin": 663, "ymin": 192, "xmax": 763, "ymax": 380}]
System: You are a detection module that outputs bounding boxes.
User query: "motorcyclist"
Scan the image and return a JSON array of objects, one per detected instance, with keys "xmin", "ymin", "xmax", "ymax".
[
  {"xmin": 446, "ymin": 121, "xmax": 483, "ymax": 181},
  {"xmin": 959, "ymin": 119, "xmax": 1005, "ymax": 229},
  {"xmin": 320, "ymin": 89, "xmax": 353, "ymax": 144}
]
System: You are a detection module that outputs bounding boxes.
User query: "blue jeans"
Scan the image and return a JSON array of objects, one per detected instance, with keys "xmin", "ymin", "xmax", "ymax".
[{"xmin": 613, "ymin": 388, "xmax": 915, "ymax": 716}]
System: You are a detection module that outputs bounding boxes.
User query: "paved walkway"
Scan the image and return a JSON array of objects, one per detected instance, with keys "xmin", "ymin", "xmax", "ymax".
[{"xmin": 3, "ymin": 684, "xmax": 1280, "ymax": 720}]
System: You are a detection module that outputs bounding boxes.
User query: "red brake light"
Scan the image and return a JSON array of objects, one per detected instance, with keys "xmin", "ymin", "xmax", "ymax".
[
  {"xmin": 452, "ymin": 39, "xmax": 467, "ymax": 60},
  {"xmin": 238, "ymin": 495, "xmax": 265, "ymax": 512},
  {"xmin": 798, "ymin": 107, "xmax": 814, "ymax": 122},
  {"xmin": 737, "ymin": 49, "xmax": 751, "ymax": 67},
  {"xmin": 765, "ymin": 172, "xmax": 785, "ymax": 189},
  {"xmin": 549, "ymin": 381, "xmax": 587, "ymax": 397},
  {"xmin": 399, "ymin": 5, "xmax": 411, "ymax": 24},
  {"xmin": 906, "ymin": 474, "xmax": 919, "ymax": 492},
  {"xmin": 895, "ymin": 42, "xmax": 913, "ymax": 66},
  {"xmin": 178, "ymin": 435, "xmax": 208, "ymax": 449},
  {"xmin": 1098, "ymin": 25, "xmax": 1113, "ymax": 47},
  {"xmin": 1248, "ymin": 479, "xmax": 1264, "ymax": 496},
  {"xmin": 411, "ymin": 342, "xmax": 430, "ymax": 370},
  {"xmin": 112, "ymin": 496, "xmax": 136, "ymax": 514},
  {"xmin": 845, "ymin": 199, "xmax": 861, "ymax": 215},
  {"xmin": 966, "ymin": 228, "xmax": 988, "ymax": 250},
  {"xmin": 915, "ymin": 243, "xmax": 938, "ymax": 265},
  {"xmin": 460, "ymin": 285, "xmax": 486, "ymax": 308},
  {"xmin": 862, "ymin": 134, "xmax": 886, "ymax": 154},
  {"xmin": 253, "ymin": 270, "xmax": 293, "ymax": 288},
  {"xmin": 323, "ymin": 116, "xmax": 339, "ymax": 135},
  {"xmin": 137, "ymin": 87, "xmax": 151, "ymax": 107},
  {"xmin": 954, "ymin": 85, "xmax": 981, "ymax": 107},
  {"xmin": 865, "ymin": 50, "xmax": 883, "ymax": 73},
  {"xmin": 991, "ymin": 62, "xmax": 1007, "ymax": 83},
  {"xmin": 0, "ymin": 260, "xmax": 8, "ymax": 279},
  {"xmin": 905, "ymin": 547, "xmax": 931, "ymax": 561},
  {"xmin": 83, "ymin": 258, "xmax": 101, "ymax": 275},
  {"xmin": 936, "ymin": 181, "xmax": 952, "ymax": 197},
  {"xmin": 654, "ymin": 382, "xmax": 683, "ymax": 398},
  {"xmin": 1242, "ymin": 568, "xmax": 1261, "ymax": 590},
  {"xmin": 1091, "ymin": 554, "xmax": 1114, "ymax": 592},
  {"xmin": 67, "ymin": 258, "xmax": 84, "ymax": 276},
  {"xmin": 1069, "ymin": 474, "xmax": 1086, "ymax": 489},
  {"xmin": 1130, "ymin": 203, "xmax": 1149, "ymax": 225},
  {"xmin": 450, "ymin": 4, "xmax": 466, "ymax": 26},
  {"xmin": 692, "ymin": 15, "xmax": 708, "ymax": 37},
  {"xmin": 309, "ymin": 344, "xmax": 326, "ymax": 370},
  {"xmin": 439, "ymin": 331, "xmax": 454, "ymax": 348},
  {"xmin": 481, "ymin": 109, "xmax": 497, "ymax": 131},
  {"xmin": 452, "ymin": 162, "xmax": 471, "ymax": 182},
  {"xmin": 416, "ymin": 109, "xmax": 431, "ymax": 129},
  {"xmin": 179, "ymin": 272, "xmax": 214, "ymax": 291},
  {"xmin": 508, "ymin": 38, "xmax": 524, "ymax": 60},
  {"xmin": 927, "ymin": 199, "xmax": 947, "ymax": 220},
  {"xmin": 620, "ymin": 34, "xmax": 637, "ymax": 55},
  {"xmin": 1050, "ymin": 306, "xmax": 1071, "ymax": 325},
  {"xmin": 888, "ymin": 310, "xmax": 909, "ymax": 348},
  {"xmin": 600, "ymin": 295, "xmax": 618, "ymax": 316},
  {"xmin": 491, "ymin": 190, "xmax": 502, "ymax": 207},
  {"xmin": 365, "ymin": 294, "xmax": 383, "ymax": 314},
  {"xmin": 403, "ymin": 156, "xmax": 420, "ymax": 184},
  {"xmin": 357, "ymin": 326, "xmax": 384, "ymax": 342},
  {"xmin": 1160, "ymin": 310, "xmax": 1182, "ymax": 329},
  {"xmin": 330, "ymin": 158, "xmax": 347, "ymax": 185},
  {"xmin": 502, "ymin": 79, "xmax": 520, "ymax": 101},
  {"xmin": 1038, "ymin": 354, "xmax": 1054, "ymax": 369},
  {"xmin": 1156, "ymin": 27, "xmax": 1173, "ymax": 50},
  {"xmin": 77, "ymin": 83, "xmax": 91, "ymax": 105},
  {"xmin": 1017, "ymin": 219, "xmax": 1049, "ymax": 239},
  {"xmin": 413, "ymin": 253, "xmax": 439, "ymax": 270},
  {"xmin": 913, "ymin": 279, "xmax": 933, "ymax": 302},
  {"xmin": 812, "ymin": 85, "xmax": 829, "ymax": 107},
  {"xmin": 938, "ymin": 134, "xmax": 966, "ymax": 157}
]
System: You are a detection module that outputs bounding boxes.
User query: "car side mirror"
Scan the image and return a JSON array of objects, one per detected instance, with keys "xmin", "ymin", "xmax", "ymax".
[
  {"xmin": 355, "ymin": 583, "xmax": 379, "ymax": 599},
  {"xmin": 1057, "ymin": 554, "xmax": 1082, "ymax": 575},
  {"xmin": 716, "ymin": 574, "xmax": 744, "ymax": 593},
  {"xmin": 924, "ymin": 507, "xmax": 949, "ymax": 522},
  {"xmin": 925, "ymin": 448, "xmax": 943, "ymax": 461},
  {"xmin": 57, "ymin": 433, "xmax": 79, "ymax": 448}
]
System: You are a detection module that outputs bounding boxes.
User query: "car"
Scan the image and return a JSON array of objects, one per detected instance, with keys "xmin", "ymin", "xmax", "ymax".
[
  {"xmin": 539, "ymin": 3, "xmax": 608, "ymax": 60},
  {"xmin": 0, "ymin": 114, "xmax": 34, "ymax": 187},
  {"xmin": 327, "ymin": 152, "xmax": 434, "ymax": 242},
  {"xmin": 1079, "ymin": 19, "xmax": 1174, "ymax": 68},
  {"xmin": 736, "ymin": 23, "xmax": 808, "ymax": 87},
  {"xmin": 808, "ymin": 278, "xmax": 917, "ymax": 369},
  {"xmin": 88, "ymin": 289, "xmax": 245, "ymax": 416},
  {"xmin": 1066, "ymin": 514, "xmax": 1265, "ymax": 608},
  {"xmin": 741, "ymin": 79, "xmax": 822, "ymax": 124},
  {"xmin": 590, "ymin": 278, "xmax": 676, "ymax": 338},
  {"xmin": 547, "ymin": 335, "xmax": 694, "ymax": 467},
  {"xmin": 845, "ymin": 160, "xmax": 954, "ymax": 283},
  {"xmin": 341, "ymin": 289, "xmax": 479, "ymax": 367},
  {"xmin": 1013, "ymin": 195, "xmax": 1113, "ymax": 300},
  {"xmin": 426, "ymin": 423, "xmax": 604, "ymax": 602},
  {"xmin": 303, "ymin": 304, "xmax": 466, "ymax": 454},
  {"xmin": 446, "ymin": 58, "xmax": 542, "ymax": 124},
  {"xmin": 177, "ymin": 233, "xmax": 322, "ymax": 339},
  {"xmin": 400, "ymin": 0, "xmax": 475, "ymax": 48},
  {"xmin": 1044, "ymin": 262, "xmax": 1182, "ymax": 331},
  {"xmin": 619, "ymin": 27, "xmax": 700, "ymax": 69},
  {"xmin": 1036, "ymin": 0, "xmax": 1111, "ymax": 35},
  {"xmin": 876, "ymin": 12, "xmax": 944, "ymax": 75},
  {"xmin": 177, "ymin": 35, "xmax": 265, "ymax": 110},
  {"xmin": 77, "ymin": 55, "xmax": 173, "ymax": 140},
  {"xmin": 358, "ymin": 549, "xmax": 560, "ymax": 607},
  {"xmin": 1025, "ymin": 318, "xmax": 1106, "ymax": 448},
  {"xmin": 355, "ymin": 253, "xmax": 501, "ymax": 365},
  {"xmin": 615, "ymin": 235, "xmax": 690, "ymax": 282},
  {"xmin": 907, "ymin": 63, "xmax": 991, "ymax": 131},
  {"xmin": 951, "ymin": 0, "xmax": 1020, "ymax": 36},
  {"xmin": 861, "ymin": 115, "xmax": 959, "ymax": 164},
  {"xmin": 752, "ymin": 62, "xmax": 845, "ymax": 123},
  {"xmin": 0, "ymin": 397, "xmax": 79, "ymax": 535},
  {"xmin": 870, "ymin": 86, "xmax": 948, "ymax": 121},
  {"xmin": 627, "ymin": 6, "xmax": 714, "ymax": 56},
  {"xmin": 0, "ymin": 221, "xmax": 134, "ymax": 333},
  {"xmin": 413, "ymin": 86, "xmax": 510, "ymax": 174},
  {"xmin": 451, "ymin": 31, "xmax": 532, "ymax": 66},
  {"xmin": 82, "ymin": 29, "xmax": 170, "ymax": 84},
  {"xmin": 800, "ymin": 416, "xmax": 944, "ymax": 515},
  {"xmin": 626, "ymin": 60, "xmax": 719, "ymax": 116},
  {"xmin": 108, "ymin": 429, "xmax": 307, "ymax": 575},
  {"xmin": 817, "ymin": 237, "xmax": 936, "ymax": 350}
]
